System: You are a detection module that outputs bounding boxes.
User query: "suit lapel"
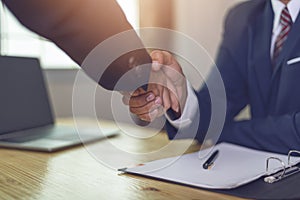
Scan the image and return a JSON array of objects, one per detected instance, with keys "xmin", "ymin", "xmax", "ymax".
[
  {"xmin": 272, "ymin": 9, "xmax": 300, "ymax": 78},
  {"xmin": 250, "ymin": 1, "xmax": 273, "ymax": 106}
]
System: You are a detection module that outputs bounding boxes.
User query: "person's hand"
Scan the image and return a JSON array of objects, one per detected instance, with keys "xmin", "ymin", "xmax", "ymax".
[
  {"xmin": 122, "ymin": 87, "xmax": 165, "ymax": 121},
  {"xmin": 123, "ymin": 50, "xmax": 188, "ymax": 122},
  {"xmin": 151, "ymin": 50, "xmax": 187, "ymax": 114}
]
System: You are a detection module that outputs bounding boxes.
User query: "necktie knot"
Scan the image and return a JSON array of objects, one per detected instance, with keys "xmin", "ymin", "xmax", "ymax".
[{"xmin": 280, "ymin": 7, "xmax": 292, "ymax": 27}]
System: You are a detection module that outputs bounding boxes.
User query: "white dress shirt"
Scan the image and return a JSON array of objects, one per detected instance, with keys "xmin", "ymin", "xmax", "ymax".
[
  {"xmin": 167, "ymin": 0, "xmax": 300, "ymax": 128},
  {"xmin": 270, "ymin": 0, "xmax": 300, "ymax": 57}
]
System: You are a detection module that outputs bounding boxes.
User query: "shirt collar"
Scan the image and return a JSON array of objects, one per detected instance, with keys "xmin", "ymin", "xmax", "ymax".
[{"xmin": 271, "ymin": 0, "xmax": 300, "ymax": 31}]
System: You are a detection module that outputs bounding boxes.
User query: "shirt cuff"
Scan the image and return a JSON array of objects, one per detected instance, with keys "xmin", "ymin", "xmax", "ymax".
[{"xmin": 165, "ymin": 81, "xmax": 198, "ymax": 128}]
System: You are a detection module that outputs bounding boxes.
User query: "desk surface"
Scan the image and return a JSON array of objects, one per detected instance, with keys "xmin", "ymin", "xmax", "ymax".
[{"xmin": 0, "ymin": 119, "xmax": 243, "ymax": 200}]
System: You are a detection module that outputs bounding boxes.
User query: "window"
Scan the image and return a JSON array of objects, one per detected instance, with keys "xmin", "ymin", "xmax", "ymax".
[
  {"xmin": 0, "ymin": 1, "xmax": 139, "ymax": 69},
  {"xmin": 117, "ymin": 0, "xmax": 140, "ymax": 29}
]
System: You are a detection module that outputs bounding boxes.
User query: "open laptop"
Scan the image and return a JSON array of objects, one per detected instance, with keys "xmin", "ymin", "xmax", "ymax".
[{"xmin": 0, "ymin": 56, "xmax": 119, "ymax": 152}]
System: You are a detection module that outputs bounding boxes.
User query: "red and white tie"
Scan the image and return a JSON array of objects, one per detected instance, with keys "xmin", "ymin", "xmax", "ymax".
[{"xmin": 273, "ymin": 7, "xmax": 293, "ymax": 61}]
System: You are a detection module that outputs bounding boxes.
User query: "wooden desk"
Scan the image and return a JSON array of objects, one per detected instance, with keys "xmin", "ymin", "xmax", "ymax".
[{"xmin": 0, "ymin": 119, "xmax": 243, "ymax": 200}]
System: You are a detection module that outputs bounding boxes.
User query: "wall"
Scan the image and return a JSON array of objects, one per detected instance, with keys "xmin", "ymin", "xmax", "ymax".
[{"xmin": 174, "ymin": 0, "xmax": 245, "ymax": 59}]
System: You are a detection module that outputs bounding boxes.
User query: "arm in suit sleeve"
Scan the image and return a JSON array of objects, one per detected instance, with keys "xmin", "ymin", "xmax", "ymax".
[
  {"xmin": 167, "ymin": 48, "xmax": 300, "ymax": 154},
  {"xmin": 166, "ymin": 4, "xmax": 250, "ymax": 143},
  {"xmin": 3, "ymin": 0, "xmax": 151, "ymax": 90},
  {"xmin": 165, "ymin": 42, "xmax": 250, "ymax": 144},
  {"xmin": 219, "ymin": 114, "xmax": 300, "ymax": 154},
  {"xmin": 166, "ymin": 2, "xmax": 300, "ymax": 154}
]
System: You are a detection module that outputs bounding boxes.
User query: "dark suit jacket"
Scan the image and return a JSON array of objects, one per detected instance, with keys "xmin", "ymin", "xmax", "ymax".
[
  {"xmin": 167, "ymin": 0, "xmax": 300, "ymax": 154},
  {"xmin": 3, "ymin": 0, "xmax": 151, "ymax": 90}
]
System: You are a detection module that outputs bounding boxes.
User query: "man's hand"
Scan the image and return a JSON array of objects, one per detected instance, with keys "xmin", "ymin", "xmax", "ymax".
[
  {"xmin": 123, "ymin": 50, "xmax": 188, "ymax": 122},
  {"xmin": 151, "ymin": 50, "xmax": 187, "ymax": 114}
]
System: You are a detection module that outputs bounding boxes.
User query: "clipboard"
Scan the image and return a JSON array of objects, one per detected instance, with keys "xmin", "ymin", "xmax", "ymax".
[
  {"xmin": 213, "ymin": 162, "xmax": 300, "ymax": 200},
  {"xmin": 120, "ymin": 143, "xmax": 300, "ymax": 199}
]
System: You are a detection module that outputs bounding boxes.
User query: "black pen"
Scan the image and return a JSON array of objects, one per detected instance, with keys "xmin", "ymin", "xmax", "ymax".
[{"xmin": 203, "ymin": 150, "xmax": 219, "ymax": 170}]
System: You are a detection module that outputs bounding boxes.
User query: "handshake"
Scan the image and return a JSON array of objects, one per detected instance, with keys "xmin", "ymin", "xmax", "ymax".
[{"xmin": 122, "ymin": 50, "xmax": 188, "ymax": 122}]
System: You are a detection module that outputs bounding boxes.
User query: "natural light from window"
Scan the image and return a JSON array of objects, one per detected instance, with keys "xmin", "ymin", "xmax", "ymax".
[{"xmin": 0, "ymin": 1, "xmax": 139, "ymax": 69}]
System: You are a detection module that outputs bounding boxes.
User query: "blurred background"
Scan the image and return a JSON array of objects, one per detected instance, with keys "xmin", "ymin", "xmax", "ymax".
[{"xmin": 0, "ymin": 0, "xmax": 245, "ymax": 121}]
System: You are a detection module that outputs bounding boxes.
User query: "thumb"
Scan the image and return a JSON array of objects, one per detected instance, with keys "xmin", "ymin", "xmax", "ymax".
[
  {"xmin": 150, "ymin": 50, "xmax": 169, "ymax": 72},
  {"xmin": 152, "ymin": 61, "xmax": 162, "ymax": 72}
]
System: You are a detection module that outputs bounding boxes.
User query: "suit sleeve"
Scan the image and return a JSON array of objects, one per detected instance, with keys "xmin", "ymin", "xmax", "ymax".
[
  {"xmin": 218, "ymin": 114, "xmax": 300, "ymax": 154},
  {"xmin": 167, "ymin": 55, "xmax": 300, "ymax": 154},
  {"xmin": 166, "ymin": 4, "xmax": 250, "ymax": 142},
  {"xmin": 165, "ymin": 40, "xmax": 250, "ymax": 144},
  {"xmin": 166, "ymin": 2, "xmax": 300, "ymax": 154},
  {"xmin": 3, "ymin": 0, "xmax": 151, "ymax": 90}
]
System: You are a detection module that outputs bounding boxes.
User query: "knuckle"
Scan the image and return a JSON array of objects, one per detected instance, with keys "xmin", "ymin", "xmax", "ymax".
[
  {"xmin": 146, "ymin": 102, "xmax": 157, "ymax": 112},
  {"xmin": 130, "ymin": 107, "xmax": 142, "ymax": 115},
  {"xmin": 129, "ymin": 107, "xmax": 136, "ymax": 114},
  {"xmin": 164, "ymin": 101, "xmax": 171, "ymax": 110},
  {"xmin": 129, "ymin": 97, "xmax": 140, "ymax": 107},
  {"xmin": 140, "ymin": 114, "xmax": 150, "ymax": 122},
  {"xmin": 122, "ymin": 96, "xmax": 129, "ymax": 105}
]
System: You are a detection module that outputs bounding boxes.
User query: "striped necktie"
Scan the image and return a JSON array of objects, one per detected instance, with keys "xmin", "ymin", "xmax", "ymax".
[{"xmin": 273, "ymin": 7, "xmax": 293, "ymax": 62}]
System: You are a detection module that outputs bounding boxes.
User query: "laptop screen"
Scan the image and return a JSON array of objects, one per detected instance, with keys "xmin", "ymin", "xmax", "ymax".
[{"xmin": 0, "ymin": 56, "xmax": 54, "ymax": 134}]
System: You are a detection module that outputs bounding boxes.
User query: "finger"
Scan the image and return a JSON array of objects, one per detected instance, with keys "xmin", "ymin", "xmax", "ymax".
[
  {"xmin": 155, "ymin": 83, "xmax": 164, "ymax": 100},
  {"xmin": 152, "ymin": 60, "xmax": 162, "ymax": 72},
  {"xmin": 153, "ymin": 51, "xmax": 184, "ymax": 84},
  {"xmin": 131, "ymin": 87, "xmax": 146, "ymax": 97},
  {"xmin": 138, "ymin": 109, "xmax": 157, "ymax": 122},
  {"xmin": 151, "ymin": 51, "xmax": 172, "ymax": 72},
  {"xmin": 162, "ymin": 87, "xmax": 171, "ymax": 111},
  {"xmin": 153, "ymin": 106, "xmax": 164, "ymax": 118},
  {"xmin": 169, "ymin": 89, "xmax": 180, "ymax": 113},
  {"xmin": 129, "ymin": 92, "xmax": 156, "ymax": 108},
  {"xmin": 151, "ymin": 50, "xmax": 164, "ymax": 64},
  {"xmin": 120, "ymin": 91, "xmax": 131, "ymax": 105},
  {"xmin": 122, "ymin": 94, "xmax": 130, "ymax": 105},
  {"xmin": 160, "ymin": 51, "xmax": 173, "ymax": 65},
  {"xmin": 151, "ymin": 50, "xmax": 173, "ymax": 64},
  {"xmin": 139, "ymin": 106, "xmax": 164, "ymax": 122},
  {"xmin": 147, "ymin": 83, "xmax": 160, "ymax": 96},
  {"xmin": 130, "ymin": 97, "xmax": 162, "ymax": 115}
]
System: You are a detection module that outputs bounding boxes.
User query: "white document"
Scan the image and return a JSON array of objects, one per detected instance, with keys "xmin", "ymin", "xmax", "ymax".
[{"xmin": 122, "ymin": 143, "xmax": 300, "ymax": 189}]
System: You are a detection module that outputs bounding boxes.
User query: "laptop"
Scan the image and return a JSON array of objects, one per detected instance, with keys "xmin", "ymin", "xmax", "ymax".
[{"xmin": 0, "ymin": 56, "xmax": 119, "ymax": 152}]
